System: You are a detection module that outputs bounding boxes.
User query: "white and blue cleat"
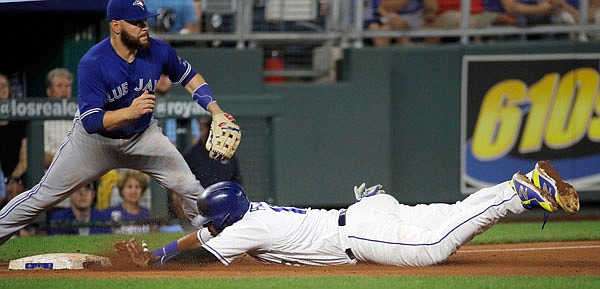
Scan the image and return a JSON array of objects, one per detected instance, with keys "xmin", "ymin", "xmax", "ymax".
[{"xmin": 510, "ymin": 172, "xmax": 558, "ymax": 213}]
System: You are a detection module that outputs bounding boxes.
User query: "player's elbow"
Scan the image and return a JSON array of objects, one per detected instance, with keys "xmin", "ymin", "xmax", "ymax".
[{"xmin": 80, "ymin": 110, "xmax": 106, "ymax": 134}]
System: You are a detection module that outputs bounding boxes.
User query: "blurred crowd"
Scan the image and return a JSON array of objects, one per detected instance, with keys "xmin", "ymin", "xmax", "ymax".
[
  {"xmin": 364, "ymin": 0, "xmax": 600, "ymax": 45},
  {"xmin": 137, "ymin": 0, "xmax": 600, "ymax": 44},
  {"xmin": 137, "ymin": 0, "xmax": 600, "ymax": 81}
]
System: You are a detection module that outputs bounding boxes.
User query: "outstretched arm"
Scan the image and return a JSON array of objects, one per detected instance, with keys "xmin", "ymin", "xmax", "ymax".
[
  {"xmin": 184, "ymin": 74, "xmax": 241, "ymax": 160},
  {"xmin": 114, "ymin": 231, "xmax": 218, "ymax": 267},
  {"xmin": 153, "ymin": 246, "xmax": 218, "ymax": 266}
]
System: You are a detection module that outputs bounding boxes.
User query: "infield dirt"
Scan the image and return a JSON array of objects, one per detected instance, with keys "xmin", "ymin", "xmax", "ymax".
[{"xmin": 1, "ymin": 240, "xmax": 598, "ymax": 278}]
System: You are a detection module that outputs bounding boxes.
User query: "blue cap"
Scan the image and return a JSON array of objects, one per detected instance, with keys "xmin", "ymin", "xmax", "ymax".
[{"xmin": 107, "ymin": 0, "xmax": 159, "ymax": 21}]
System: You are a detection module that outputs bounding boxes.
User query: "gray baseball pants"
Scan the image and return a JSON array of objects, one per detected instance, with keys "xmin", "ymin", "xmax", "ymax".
[{"xmin": 0, "ymin": 117, "xmax": 202, "ymax": 245}]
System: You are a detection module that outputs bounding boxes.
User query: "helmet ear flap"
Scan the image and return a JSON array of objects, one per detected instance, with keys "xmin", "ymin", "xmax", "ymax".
[
  {"xmin": 196, "ymin": 181, "xmax": 250, "ymax": 232},
  {"xmin": 214, "ymin": 213, "xmax": 231, "ymax": 232}
]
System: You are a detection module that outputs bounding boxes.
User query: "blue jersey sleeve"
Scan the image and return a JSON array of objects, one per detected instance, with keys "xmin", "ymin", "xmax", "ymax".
[
  {"xmin": 159, "ymin": 40, "xmax": 197, "ymax": 87},
  {"xmin": 78, "ymin": 59, "xmax": 107, "ymax": 134}
]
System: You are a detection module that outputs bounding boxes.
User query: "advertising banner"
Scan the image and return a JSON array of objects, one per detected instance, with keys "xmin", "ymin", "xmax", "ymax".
[{"xmin": 461, "ymin": 54, "xmax": 600, "ymax": 193}]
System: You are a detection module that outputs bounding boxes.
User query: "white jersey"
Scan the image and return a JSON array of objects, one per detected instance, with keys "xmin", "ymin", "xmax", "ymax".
[
  {"xmin": 199, "ymin": 182, "xmax": 526, "ymax": 267},
  {"xmin": 197, "ymin": 202, "xmax": 356, "ymax": 266}
]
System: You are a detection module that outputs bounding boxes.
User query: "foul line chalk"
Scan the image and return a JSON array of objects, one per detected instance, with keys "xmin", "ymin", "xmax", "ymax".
[{"xmin": 458, "ymin": 245, "xmax": 600, "ymax": 253}]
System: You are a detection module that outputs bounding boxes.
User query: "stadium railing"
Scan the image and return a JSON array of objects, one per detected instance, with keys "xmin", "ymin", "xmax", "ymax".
[{"xmin": 152, "ymin": 0, "xmax": 600, "ymax": 82}]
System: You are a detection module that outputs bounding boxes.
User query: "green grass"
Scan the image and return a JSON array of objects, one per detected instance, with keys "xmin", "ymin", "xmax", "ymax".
[
  {"xmin": 1, "ymin": 220, "xmax": 599, "ymax": 289},
  {"xmin": 0, "ymin": 232, "xmax": 187, "ymax": 261},
  {"xmin": 0, "ymin": 276, "xmax": 599, "ymax": 289},
  {"xmin": 2, "ymin": 220, "xmax": 599, "ymax": 261},
  {"xmin": 470, "ymin": 219, "xmax": 600, "ymax": 244}
]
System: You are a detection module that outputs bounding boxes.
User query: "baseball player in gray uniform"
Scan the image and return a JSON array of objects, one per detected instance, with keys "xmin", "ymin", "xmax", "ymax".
[
  {"xmin": 0, "ymin": 0, "xmax": 241, "ymax": 245},
  {"xmin": 117, "ymin": 160, "xmax": 579, "ymax": 267}
]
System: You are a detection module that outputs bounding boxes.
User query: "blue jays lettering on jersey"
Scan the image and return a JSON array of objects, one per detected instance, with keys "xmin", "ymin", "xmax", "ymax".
[{"xmin": 77, "ymin": 37, "xmax": 197, "ymax": 139}]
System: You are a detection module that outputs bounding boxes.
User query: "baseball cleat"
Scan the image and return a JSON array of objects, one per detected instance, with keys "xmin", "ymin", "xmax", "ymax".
[
  {"xmin": 510, "ymin": 172, "xmax": 558, "ymax": 213},
  {"xmin": 531, "ymin": 161, "xmax": 580, "ymax": 214}
]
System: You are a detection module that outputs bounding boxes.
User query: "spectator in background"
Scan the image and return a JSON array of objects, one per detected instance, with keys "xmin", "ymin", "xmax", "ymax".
[
  {"xmin": 107, "ymin": 170, "xmax": 152, "ymax": 235},
  {"xmin": 0, "ymin": 73, "xmax": 27, "ymax": 204},
  {"xmin": 44, "ymin": 67, "xmax": 74, "ymax": 169},
  {"xmin": 483, "ymin": 0, "xmax": 573, "ymax": 38},
  {"xmin": 147, "ymin": 0, "xmax": 200, "ymax": 34},
  {"xmin": 0, "ymin": 73, "xmax": 10, "ymax": 99},
  {"xmin": 44, "ymin": 68, "xmax": 75, "ymax": 209},
  {"xmin": 0, "ymin": 76, "xmax": 29, "ymax": 236},
  {"xmin": 363, "ymin": 0, "xmax": 387, "ymax": 46},
  {"xmin": 558, "ymin": 0, "xmax": 580, "ymax": 23},
  {"xmin": 47, "ymin": 184, "xmax": 112, "ymax": 235},
  {"xmin": 426, "ymin": 0, "xmax": 500, "ymax": 42},
  {"xmin": 552, "ymin": 0, "xmax": 581, "ymax": 39},
  {"xmin": 589, "ymin": 0, "xmax": 600, "ymax": 39},
  {"xmin": 366, "ymin": 0, "xmax": 439, "ymax": 46},
  {"xmin": 591, "ymin": 0, "xmax": 600, "ymax": 21}
]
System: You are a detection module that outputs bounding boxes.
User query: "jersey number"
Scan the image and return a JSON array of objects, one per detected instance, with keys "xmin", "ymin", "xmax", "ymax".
[{"xmin": 251, "ymin": 203, "xmax": 306, "ymax": 214}]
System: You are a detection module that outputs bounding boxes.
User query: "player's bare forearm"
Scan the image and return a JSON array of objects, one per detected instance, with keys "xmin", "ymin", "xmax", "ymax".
[
  {"xmin": 206, "ymin": 102, "xmax": 224, "ymax": 115},
  {"xmin": 103, "ymin": 109, "xmax": 135, "ymax": 131},
  {"xmin": 184, "ymin": 74, "xmax": 207, "ymax": 94},
  {"xmin": 103, "ymin": 91, "xmax": 156, "ymax": 131},
  {"xmin": 177, "ymin": 230, "xmax": 203, "ymax": 249}
]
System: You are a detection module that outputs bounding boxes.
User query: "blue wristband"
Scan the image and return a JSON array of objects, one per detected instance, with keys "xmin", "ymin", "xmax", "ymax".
[
  {"xmin": 151, "ymin": 240, "xmax": 179, "ymax": 257},
  {"xmin": 192, "ymin": 83, "xmax": 215, "ymax": 110}
]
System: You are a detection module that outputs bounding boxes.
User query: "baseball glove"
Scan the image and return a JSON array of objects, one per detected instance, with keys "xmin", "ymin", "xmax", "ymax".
[{"xmin": 206, "ymin": 112, "xmax": 241, "ymax": 160}]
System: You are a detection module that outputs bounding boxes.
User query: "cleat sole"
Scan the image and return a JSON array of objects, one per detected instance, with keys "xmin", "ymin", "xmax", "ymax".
[{"xmin": 537, "ymin": 161, "xmax": 580, "ymax": 214}]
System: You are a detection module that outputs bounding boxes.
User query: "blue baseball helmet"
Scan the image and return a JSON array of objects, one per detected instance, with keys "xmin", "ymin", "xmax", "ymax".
[{"xmin": 192, "ymin": 181, "xmax": 250, "ymax": 233}]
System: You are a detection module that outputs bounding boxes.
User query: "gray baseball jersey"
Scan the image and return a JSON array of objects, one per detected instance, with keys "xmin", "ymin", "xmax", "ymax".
[{"xmin": 196, "ymin": 181, "xmax": 525, "ymax": 266}]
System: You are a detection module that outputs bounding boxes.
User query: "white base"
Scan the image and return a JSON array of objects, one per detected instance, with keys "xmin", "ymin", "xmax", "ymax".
[{"xmin": 9, "ymin": 253, "xmax": 112, "ymax": 270}]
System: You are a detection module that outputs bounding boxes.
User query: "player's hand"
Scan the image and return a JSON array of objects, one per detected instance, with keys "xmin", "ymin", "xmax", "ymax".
[
  {"xmin": 205, "ymin": 112, "xmax": 241, "ymax": 160},
  {"xmin": 114, "ymin": 238, "xmax": 152, "ymax": 268},
  {"xmin": 114, "ymin": 240, "xmax": 129, "ymax": 255},
  {"xmin": 129, "ymin": 90, "xmax": 156, "ymax": 119},
  {"xmin": 354, "ymin": 183, "xmax": 385, "ymax": 201}
]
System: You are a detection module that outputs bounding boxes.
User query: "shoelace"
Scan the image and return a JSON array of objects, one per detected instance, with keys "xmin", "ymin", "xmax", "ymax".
[{"xmin": 541, "ymin": 211, "xmax": 550, "ymax": 230}]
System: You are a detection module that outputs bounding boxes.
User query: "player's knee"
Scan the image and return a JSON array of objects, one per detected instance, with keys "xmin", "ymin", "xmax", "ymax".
[
  {"xmin": 425, "ymin": 244, "xmax": 456, "ymax": 265},
  {"xmin": 179, "ymin": 179, "xmax": 203, "ymax": 196}
]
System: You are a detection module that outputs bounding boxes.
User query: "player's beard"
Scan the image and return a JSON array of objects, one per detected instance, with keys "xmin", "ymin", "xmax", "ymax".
[{"xmin": 120, "ymin": 30, "xmax": 150, "ymax": 50}]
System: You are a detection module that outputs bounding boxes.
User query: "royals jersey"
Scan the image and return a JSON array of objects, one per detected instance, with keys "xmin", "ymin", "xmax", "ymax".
[
  {"xmin": 197, "ymin": 202, "xmax": 354, "ymax": 266},
  {"xmin": 77, "ymin": 37, "xmax": 196, "ymax": 139}
]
